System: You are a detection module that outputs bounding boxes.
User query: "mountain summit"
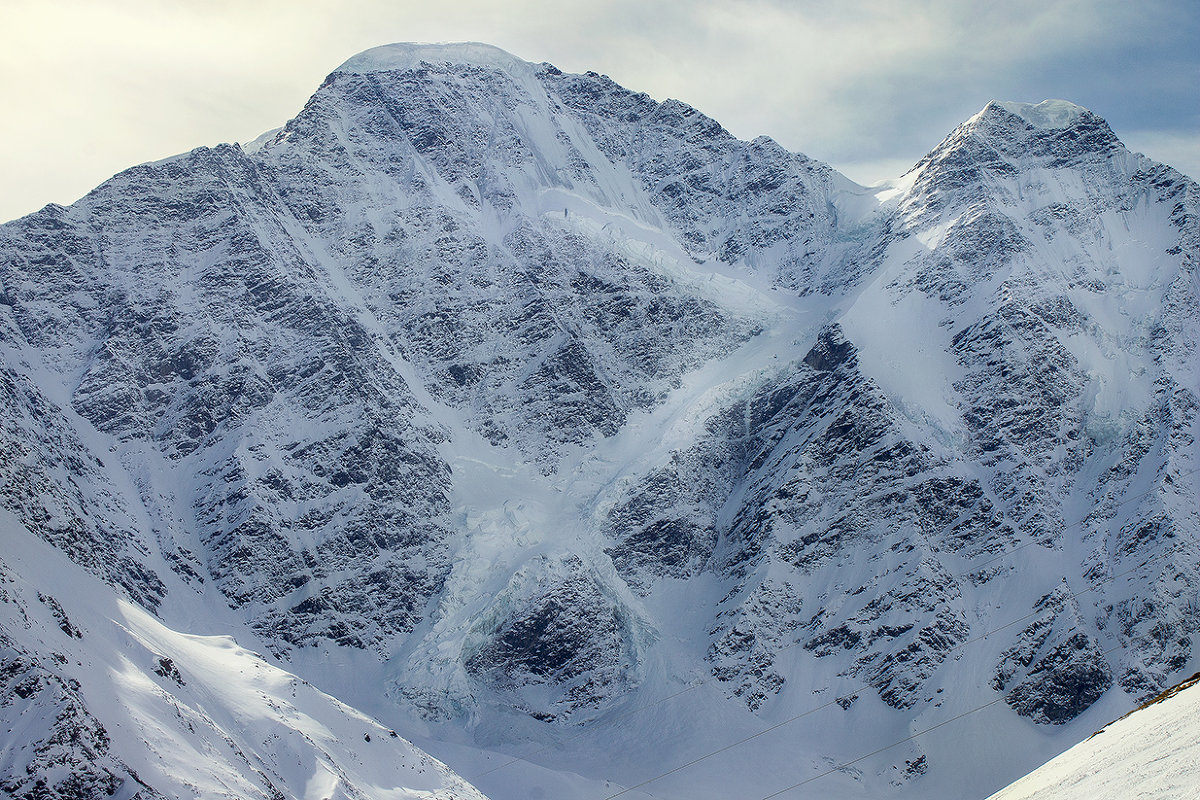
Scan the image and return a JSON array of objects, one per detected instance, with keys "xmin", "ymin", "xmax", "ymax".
[{"xmin": 1, "ymin": 44, "xmax": 1197, "ymax": 800}]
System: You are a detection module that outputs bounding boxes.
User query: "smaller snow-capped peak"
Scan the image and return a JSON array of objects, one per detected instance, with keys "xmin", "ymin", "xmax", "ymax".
[
  {"xmin": 334, "ymin": 41, "xmax": 536, "ymax": 77},
  {"xmin": 904, "ymin": 97, "xmax": 1124, "ymax": 196},
  {"xmin": 962, "ymin": 97, "xmax": 1113, "ymax": 139},
  {"xmin": 964, "ymin": 98, "xmax": 1122, "ymax": 154}
]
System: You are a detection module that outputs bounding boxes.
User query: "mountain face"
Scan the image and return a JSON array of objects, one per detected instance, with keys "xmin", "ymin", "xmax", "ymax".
[{"xmin": 1, "ymin": 43, "xmax": 1197, "ymax": 800}]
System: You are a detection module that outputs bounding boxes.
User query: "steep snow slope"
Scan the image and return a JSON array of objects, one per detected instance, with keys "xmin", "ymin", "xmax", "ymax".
[
  {"xmin": 0, "ymin": 511, "xmax": 486, "ymax": 800},
  {"xmin": 0, "ymin": 41, "xmax": 1198, "ymax": 800},
  {"xmin": 985, "ymin": 672, "xmax": 1200, "ymax": 799}
]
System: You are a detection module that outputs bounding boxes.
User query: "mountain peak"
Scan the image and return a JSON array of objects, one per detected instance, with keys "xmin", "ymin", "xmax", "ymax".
[
  {"xmin": 963, "ymin": 98, "xmax": 1117, "ymax": 146},
  {"xmin": 334, "ymin": 41, "xmax": 535, "ymax": 76},
  {"xmin": 908, "ymin": 97, "xmax": 1123, "ymax": 187}
]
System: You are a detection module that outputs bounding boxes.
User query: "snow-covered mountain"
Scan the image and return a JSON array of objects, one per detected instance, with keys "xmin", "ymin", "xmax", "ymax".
[{"xmin": 1, "ymin": 42, "xmax": 1197, "ymax": 800}]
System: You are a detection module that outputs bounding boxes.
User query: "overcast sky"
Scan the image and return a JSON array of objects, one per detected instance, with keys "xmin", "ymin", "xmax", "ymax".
[{"xmin": 2, "ymin": 0, "xmax": 1197, "ymax": 222}]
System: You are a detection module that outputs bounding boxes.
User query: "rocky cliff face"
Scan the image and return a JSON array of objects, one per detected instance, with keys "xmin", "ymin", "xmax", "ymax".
[{"xmin": 0, "ymin": 45, "xmax": 1197, "ymax": 800}]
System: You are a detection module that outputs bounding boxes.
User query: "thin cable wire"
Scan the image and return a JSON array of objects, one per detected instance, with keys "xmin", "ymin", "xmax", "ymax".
[
  {"xmin": 465, "ymin": 275, "xmax": 1196, "ymax": 789},
  {"xmin": 957, "ymin": 462, "xmax": 1196, "ymax": 574},
  {"xmin": 598, "ymin": 544, "xmax": 1185, "ymax": 800},
  {"xmin": 753, "ymin": 638, "xmax": 1136, "ymax": 800},
  {"xmin": 466, "ymin": 462, "xmax": 1196, "ymax": 785},
  {"xmin": 759, "ymin": 698, "xmax": 1007, "ymax": 800},
  {"xmin": 585, "ymin": 289, "xmax": 1199, "ymax": 797}
]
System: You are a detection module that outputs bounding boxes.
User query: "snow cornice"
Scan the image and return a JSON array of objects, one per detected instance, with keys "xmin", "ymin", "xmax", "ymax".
[
  {"xmin": 334, "ymin": 42, "xmax": 538, "ymax": 77},
  {"xmin": 990, "ymin": 99, "xmax": 1093, "ymax": 130}
]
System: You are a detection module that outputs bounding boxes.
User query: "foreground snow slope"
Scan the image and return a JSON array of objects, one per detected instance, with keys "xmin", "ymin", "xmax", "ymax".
[
  {"xmin": 1, "ymin": 43, "xmax": 1198, "ymax": 800},
  {"xmin": 986, "ymin": 672, "xmax": 1200, "ymax": 800},
  {"xmin": 0, "ymin": 510, "xmax": 487, "ymax": 800}
]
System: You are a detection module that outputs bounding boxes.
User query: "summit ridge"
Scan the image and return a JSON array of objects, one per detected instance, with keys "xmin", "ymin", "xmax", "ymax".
[
  {"xmin": 333, "ymin": 41, "xmax": 537, "ymax": 76},
  {"xmin": 992, "ymin": 98, "xmax": 1094, "ymax": 129}
]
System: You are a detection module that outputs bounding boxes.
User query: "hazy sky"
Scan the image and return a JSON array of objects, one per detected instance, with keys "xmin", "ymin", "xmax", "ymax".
[{"xmin": 2, "ymin": 0, "xmax": 1197, "ymax": 222}]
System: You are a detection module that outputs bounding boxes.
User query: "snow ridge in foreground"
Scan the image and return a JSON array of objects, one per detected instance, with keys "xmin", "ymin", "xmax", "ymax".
[
  {"xmin": 0, "ymin": 511, "xmax": 487, "ymax": 800},
  {"xmin": 986, "ymin": 672, "xmax": 1200, "ymax": 800}
]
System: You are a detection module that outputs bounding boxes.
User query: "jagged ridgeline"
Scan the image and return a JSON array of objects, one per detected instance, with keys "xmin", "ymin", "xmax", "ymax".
[{"xmin": 1, "ymin": 42, "xmax": 1197, "ymax": 800}]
